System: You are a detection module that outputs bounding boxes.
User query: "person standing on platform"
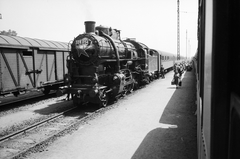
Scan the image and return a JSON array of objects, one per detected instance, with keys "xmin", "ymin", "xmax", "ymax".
[{"xmin": 160, "ymin": 65, "xmax": 165, "ymax": 78}]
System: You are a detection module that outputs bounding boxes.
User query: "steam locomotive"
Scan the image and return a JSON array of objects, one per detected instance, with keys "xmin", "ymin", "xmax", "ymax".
[{"xmin": 63, "ymin": 21, "xmax": 177, "ymax": 107}]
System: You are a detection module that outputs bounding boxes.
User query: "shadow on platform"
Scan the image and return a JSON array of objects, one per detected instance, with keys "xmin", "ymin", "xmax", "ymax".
[{"xmin": 131, "ymin": 71, "xmax": 197, "ymax": 159}]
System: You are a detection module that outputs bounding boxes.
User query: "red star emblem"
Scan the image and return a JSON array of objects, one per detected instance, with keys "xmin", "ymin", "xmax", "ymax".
[{"xmin": 77, "ymin": 46, "xmax": 90, "ymax": 58}]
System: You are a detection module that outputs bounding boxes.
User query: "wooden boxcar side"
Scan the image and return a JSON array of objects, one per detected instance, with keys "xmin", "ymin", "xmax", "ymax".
[{"xmin": 0, "ymin": 35, "xmax": 70, "ymax": 96}]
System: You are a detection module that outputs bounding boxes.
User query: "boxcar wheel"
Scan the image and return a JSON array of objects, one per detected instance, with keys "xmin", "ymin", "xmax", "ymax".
[
  {"xmin": 43, "ymin": 88, "xmax": 50, "ymax": 95},
  {"xmin": 13, "ymin": 91, "xmax": 20, "ymax": 97}
]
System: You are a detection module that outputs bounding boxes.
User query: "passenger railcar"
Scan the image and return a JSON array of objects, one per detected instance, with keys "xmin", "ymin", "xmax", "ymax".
[
  {"xmin": 64, "ymin": 21, "xmax": 178, "ymax": 107},
  {"xmin": 148, "ymin": 49, "xmax": 177, "ymax": 78},
  {"xmin": 195, "ymin": 0, "xmax": 240, "ymax": 158},
  {"xmin": 0, "ymin": 35, "xmax": 69, "ymax": 97}
]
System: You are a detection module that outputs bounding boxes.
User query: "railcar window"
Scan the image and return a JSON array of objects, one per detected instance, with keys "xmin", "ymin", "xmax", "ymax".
[
  {"xmin": 22, "ymin": 51, "xmax": 32, "ymax": 56},
  {"xmin": 149, "ymin": 51, "xmax": 153, "ymax": 56}
]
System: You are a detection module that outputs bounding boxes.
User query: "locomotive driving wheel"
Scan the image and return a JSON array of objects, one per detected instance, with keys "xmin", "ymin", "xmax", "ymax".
[
  {"xmin": 127, "ymin": 83, "xmax": 134, "ymax": 94},
  {"xmin": 99, "ymin": 90, "xmax": 109, "ymax": 107}
]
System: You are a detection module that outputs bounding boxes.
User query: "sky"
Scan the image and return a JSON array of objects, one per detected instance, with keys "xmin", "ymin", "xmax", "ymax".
[{"xmin": 0, "ymin": 0, "xmax": 198, "ymax": 58}]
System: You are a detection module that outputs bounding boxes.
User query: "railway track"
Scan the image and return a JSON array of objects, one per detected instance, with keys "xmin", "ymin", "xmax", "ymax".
[
  {"xmin": 0, "ymin": 105, "xmax": 79, "ymax": 159},
  {"xmin": 0, "ymin": 107, "xmax": 77, "ymax": 143},
  {"xmin": 0, "ymin": 100, "xmax": 107, "ymax": 159}
]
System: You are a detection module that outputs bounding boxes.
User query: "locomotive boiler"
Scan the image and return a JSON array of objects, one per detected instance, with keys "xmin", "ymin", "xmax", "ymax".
[{"xmin": 65, "ymin": 21, "xmax": 149, "ymax": 107}]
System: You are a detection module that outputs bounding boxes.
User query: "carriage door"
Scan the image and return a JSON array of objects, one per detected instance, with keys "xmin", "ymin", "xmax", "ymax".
[
  {"xmin": 55, "ymin": 51, "xmax": 68, "ymax": 81},
  {"xmin": 34, "ymin": 50, "xmax": 56, "ymax": 87},
  {"xmin": 46, "ymin": 51, "xmax": 56, "ymax": 82}
]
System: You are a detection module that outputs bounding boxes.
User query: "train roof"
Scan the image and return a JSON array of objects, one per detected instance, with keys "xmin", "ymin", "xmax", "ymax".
[
  {"xmin": 124, "ymin": 39, "xmax": 149, "ymax": 49},
  {"xmin": 0, "ymin": 35, "xmax": 70, "ymax": 51}
]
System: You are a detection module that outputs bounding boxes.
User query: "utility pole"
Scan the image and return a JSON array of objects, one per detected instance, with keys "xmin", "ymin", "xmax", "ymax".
[
  {"xmin": 188, "ymin": 39, "xmax": 191, "ymax": 59},
  {"xmin": 186, "ymin": 30, "xmax": 187, "ymax": 60},
  {"xmin": 177, "ymin": 0, "xmax": 180, "ymax": 60}
]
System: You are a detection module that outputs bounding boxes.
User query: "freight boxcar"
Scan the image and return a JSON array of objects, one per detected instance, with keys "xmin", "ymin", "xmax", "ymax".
[{"xmin": 0, "ymin": 35, "xmax": 70, "ymax": 96}]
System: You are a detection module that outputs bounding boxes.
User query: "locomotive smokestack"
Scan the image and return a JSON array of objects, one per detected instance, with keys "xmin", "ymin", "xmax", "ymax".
[{"xmin": 84, "ymin": 21, "xmax": 96, "ymax": 33}]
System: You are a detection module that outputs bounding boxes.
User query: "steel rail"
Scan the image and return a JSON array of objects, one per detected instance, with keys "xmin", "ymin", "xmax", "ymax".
[{"xmin": 0, "ymin": 106, "xmax": 77, "ymax": 143}]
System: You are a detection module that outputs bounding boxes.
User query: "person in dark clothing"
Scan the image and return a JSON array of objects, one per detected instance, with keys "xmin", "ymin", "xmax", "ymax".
[
  {"xmin": 171, "ymin": 63, "xmax": 182, "ymax": 88},
  {"xmin": 160, "ymin": 65, "xmax": 165, "ymax": 78}
]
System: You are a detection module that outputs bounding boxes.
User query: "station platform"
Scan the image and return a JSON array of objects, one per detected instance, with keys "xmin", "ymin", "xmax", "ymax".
[{"xmin": 27, "ymin": 70, "xmax": 197, "ymax": 159}]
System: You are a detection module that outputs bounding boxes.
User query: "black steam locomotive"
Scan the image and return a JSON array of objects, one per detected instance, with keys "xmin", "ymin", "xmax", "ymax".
[{"xmin": 63, "ymin": 21, "xmax": 176, "ymax": 107}]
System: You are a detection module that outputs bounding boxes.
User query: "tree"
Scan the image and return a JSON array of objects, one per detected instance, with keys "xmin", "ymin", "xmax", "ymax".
[{"xmin": 0, "ymin": 29, "xmax": 17, "ymax": 36}]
